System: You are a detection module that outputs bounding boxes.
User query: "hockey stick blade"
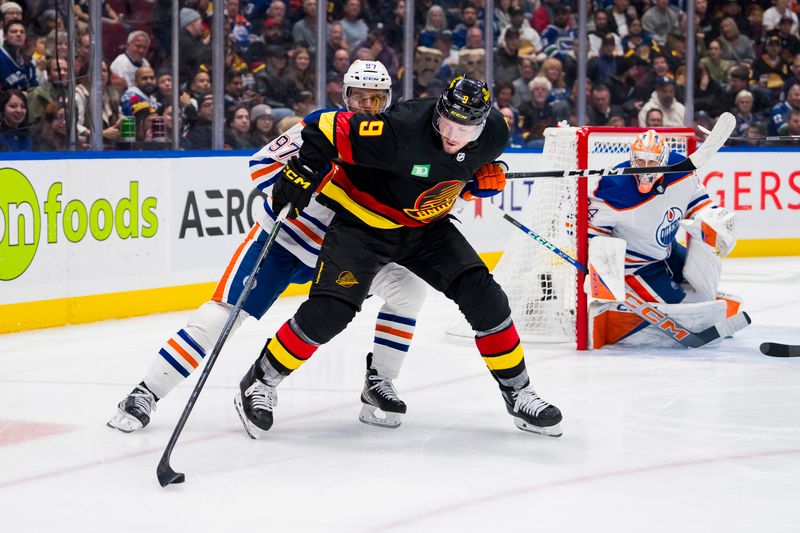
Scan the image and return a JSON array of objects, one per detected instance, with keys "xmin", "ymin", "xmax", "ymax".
[
  {"xmin": 682, "ymin": 310, "xmax": 751, "ymax": 348},
  {"xmin": 507, "ymin": 112, "xmax": 735, "ymax": 180},
  {"xmin": 759, "ymin": 342, "xmax": 800, "ymax": 357},
  {"xmin": 156, "ymin": 204, "xmax": 292, "ymax": 487}
]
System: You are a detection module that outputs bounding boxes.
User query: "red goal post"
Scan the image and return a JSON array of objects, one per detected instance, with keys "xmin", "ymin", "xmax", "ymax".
[{"xmin": 492, "ymin": 126, "xmax": 697, "ymax": 350}]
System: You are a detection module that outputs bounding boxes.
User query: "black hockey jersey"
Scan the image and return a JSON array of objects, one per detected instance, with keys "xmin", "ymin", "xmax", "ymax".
[{"xmin": 298, "ymin": 98, "xmax": 508, "ymax": 229}]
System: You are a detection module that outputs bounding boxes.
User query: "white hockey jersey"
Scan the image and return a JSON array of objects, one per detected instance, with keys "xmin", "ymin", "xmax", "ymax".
[
  {"xmin": 248, "ymin": 121, "xmax": 335, "ymax": 267},
  {"xmin": 587, "ymin": 151, "xmax": 716, "ymax": 272}
]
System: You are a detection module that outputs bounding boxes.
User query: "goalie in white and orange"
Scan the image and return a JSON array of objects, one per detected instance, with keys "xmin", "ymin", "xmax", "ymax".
[{"xmin": 586, "ymin": 129, "xmax": 742, "ymax": 348}]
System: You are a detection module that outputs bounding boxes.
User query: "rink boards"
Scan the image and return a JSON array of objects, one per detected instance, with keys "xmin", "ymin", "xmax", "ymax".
[{"xmin": 1, "ymin": 148, "xmax": 799, "ymax": 333}]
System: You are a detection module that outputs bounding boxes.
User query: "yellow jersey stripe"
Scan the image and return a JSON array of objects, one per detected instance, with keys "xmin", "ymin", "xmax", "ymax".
[
  {"xmin": 268, "ymin": 338, "xmax": 305, "ymax": 370},
  {"xmin": 482, "ymin": 344, "xmax": 524, "ymax": 370},
  {"xmin": 318, "ymin": 112, "xmax": 337, "ymax": 145},
  {"xmin": 320, "ymin": 180, "xmax": 403, "ymax": 229}
]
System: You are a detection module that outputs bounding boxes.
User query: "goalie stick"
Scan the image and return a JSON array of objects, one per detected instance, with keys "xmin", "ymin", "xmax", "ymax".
[
  {"xmin": 507, "ymin": 112, "xmax": 735, "ymax": 180},
  {"xmin": 491, "ymin": 205, "xmax": 751, "ymax": 348},
  {"xmin": 156, "ymin": 204, "xmax": 292, "ymax": 488},
  {"xmin": 759, "ymin": 342, "xmax": 800, "ymax": 357},
  {"xmin": 697, "ymin": 124, "xmax": 800, "ymax": 144}
]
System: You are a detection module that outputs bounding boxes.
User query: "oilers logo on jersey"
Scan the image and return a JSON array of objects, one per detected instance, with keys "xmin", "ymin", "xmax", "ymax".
[{"xmin": 655, "ymin": 207, "xmax": 683, "ymax": 247}]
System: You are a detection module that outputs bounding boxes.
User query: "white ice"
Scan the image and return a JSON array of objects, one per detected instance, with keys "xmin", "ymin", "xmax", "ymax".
[{"xmin": 1, "ymin": 257, "xmax": 799, "ymax": 533}]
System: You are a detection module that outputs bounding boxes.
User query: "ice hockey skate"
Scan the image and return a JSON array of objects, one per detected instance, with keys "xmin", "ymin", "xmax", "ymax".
[
  {"xmin": 107, "ymin": 384, "xmax": 157, "ymax": 433},
  {"xmin": 502, "ymin": 387, "xmax": 562, "ymax": 437},
  {"xmin": 234, "ymin": 361, "xmax": 278, "ymax": 439},
  {"xmin": 359, "ymin": 353, "xmax": 406, "ymax": 428}
]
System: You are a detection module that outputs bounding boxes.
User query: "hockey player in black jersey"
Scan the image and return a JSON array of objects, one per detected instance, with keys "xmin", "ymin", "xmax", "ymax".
[{"xmin": 234, "ymin": 75, "xmax": 563, "ymax": 438}]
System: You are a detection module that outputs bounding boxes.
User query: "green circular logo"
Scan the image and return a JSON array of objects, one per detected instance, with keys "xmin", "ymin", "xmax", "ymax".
[{"xmin": 0, "ymin": 168, "xmax": 40, "ymax": 280}]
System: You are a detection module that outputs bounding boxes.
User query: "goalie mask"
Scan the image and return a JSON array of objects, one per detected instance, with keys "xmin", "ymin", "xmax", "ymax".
[
  {"xmin": 433, "ymin": 75, "xmax": 492, "ymax": 153},
  {"xmin": 630, "ymin": 130, "xmax": 668, "ymax": 193},
  {"xmin": 343, "ymin": 60, "xmax": 392, "ymax": 113}
]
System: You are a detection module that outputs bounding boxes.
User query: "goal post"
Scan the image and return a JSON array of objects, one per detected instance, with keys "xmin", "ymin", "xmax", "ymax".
[{"xmin": 490, "ymin": 126, "xmax": 697, "ymax": 350}]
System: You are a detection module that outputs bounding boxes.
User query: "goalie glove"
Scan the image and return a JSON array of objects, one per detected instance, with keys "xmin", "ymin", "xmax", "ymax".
[
  {"xmin": 691, "ymin": 208, "xmax": 737, "ymax": 257},
  {"xmin": 461, "ymin": 161, "xmax": 508, "ymax": 201},
  {"xmin": 272, "ymin": 156, "xmax": 319, "ymax": 219}
]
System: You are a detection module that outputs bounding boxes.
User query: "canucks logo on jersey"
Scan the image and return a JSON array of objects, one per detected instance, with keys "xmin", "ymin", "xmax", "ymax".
[{"xmin": 655, "ymin": 207, "xmax": 683, "ymax": 247}]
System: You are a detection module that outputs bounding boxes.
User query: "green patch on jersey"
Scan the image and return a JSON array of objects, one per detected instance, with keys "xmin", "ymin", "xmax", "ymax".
[{"xmin": 411, "ymin": 164, "xmax": 430, "ymax": 177}]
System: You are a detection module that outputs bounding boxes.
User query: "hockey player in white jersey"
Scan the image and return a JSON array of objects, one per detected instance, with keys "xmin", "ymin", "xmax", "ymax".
[
  {"xmin": 107, "ymin": 60, "xmax": 426, "ymax": 432},
  {"xmin": 587, "ymin": 130, "xmax": 739, "ymax": 347}
]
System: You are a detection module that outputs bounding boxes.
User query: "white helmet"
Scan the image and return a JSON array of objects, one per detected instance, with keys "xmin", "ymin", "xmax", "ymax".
[{"xmin": 343, "ymin": 60, "xmax": 392, "ymax": 113}]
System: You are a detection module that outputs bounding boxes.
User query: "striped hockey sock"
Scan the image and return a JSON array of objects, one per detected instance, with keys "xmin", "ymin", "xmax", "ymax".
[
  {"xmin": 143, "ymin": 328, "xmax": 207, "ymax": 399},
  {"xmin": 261, "ymin": 320, "xmax": 319, "ymax": 379},
  {"xmin": 371, "ymin": 312, "xmax": 416, "ymax": 379},
  {"xmin": 475, "ymin": 319, "xmax": 530, "ymax": 392}
]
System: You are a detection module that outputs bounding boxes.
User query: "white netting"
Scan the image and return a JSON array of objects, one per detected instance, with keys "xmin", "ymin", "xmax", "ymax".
[{"xmin": 447, "ymin": 127, "xmax": 694, "ymax": 346}]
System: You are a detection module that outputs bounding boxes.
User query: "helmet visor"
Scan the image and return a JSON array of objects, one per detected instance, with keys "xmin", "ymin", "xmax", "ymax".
[
  {"xmin": 433, "ymin": 112, "xmax": 484, "ymax": 145},
  {"xmin": 344, "ymin": 88, "xmax": 390, "ymax": 113}
]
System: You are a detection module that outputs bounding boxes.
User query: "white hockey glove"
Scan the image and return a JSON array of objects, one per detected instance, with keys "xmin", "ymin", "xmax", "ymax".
[{"xmin": 690, "ymin": 208, "xmax": 737, "ymax": 257}]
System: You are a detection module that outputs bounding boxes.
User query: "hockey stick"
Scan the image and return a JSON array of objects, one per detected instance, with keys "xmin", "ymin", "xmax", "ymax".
[
  {"xmin": 491, "ymin": 205, "xmax": 750, "ymax": 348},
  {"xmin": 759, "ymin": 342, "xmax": 800, "ymax": 357},
  {"xmin": 507, "ymin": 112, "xmax": 735, "ymax": 180},
  {"xmin": 697, "ymin": 124, "xmax": 800, "ymax": 144},
  {"xmin": 156, "ymin": 204, "xmax": 292, "ymax": 487}
]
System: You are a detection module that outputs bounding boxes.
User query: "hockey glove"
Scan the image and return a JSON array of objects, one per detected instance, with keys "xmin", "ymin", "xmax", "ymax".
[
  {"xmin": 272, "ymin": 156, "xmax": 319, "ymax": 219},
  {"xmin": 461, "ymin": 161, "xmax": 508, "ymax": 201}
]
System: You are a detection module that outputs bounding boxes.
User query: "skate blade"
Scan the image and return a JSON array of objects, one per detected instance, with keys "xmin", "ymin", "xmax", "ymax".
[
  {"xmin": 233, "ymin": 393, "xmax": 268, "ymax": 440},
  {"xmin": 106, "ymin": 409, "xmax": 143, "ymax": 433},
  {"xmin": 358, "ymin": 404, "xmax": 402, "ymax": 429},
  {"xmin": 514, "ymin": 418, "xmax": 562, "ymax": 438}
]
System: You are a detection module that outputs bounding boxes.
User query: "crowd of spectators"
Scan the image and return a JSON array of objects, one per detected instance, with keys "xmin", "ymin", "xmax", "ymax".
[{"xmin": 1, "ymin": 0, "xmax": 800, "ymax": 152}]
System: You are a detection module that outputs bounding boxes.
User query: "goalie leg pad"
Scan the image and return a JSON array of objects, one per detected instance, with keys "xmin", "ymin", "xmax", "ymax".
[
  {"xmin": 682, "ymin": 236, "xmax": 721, "ymax": 302},
  {"xmin": 587, "ymin": 236, "xmax": 627, "ymax": 301}
]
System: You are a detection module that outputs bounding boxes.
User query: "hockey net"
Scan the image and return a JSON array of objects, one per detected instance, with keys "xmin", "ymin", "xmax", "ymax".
[{"xmin": 463, "ymin": 126, "xmax": 696, "ymax": 349}]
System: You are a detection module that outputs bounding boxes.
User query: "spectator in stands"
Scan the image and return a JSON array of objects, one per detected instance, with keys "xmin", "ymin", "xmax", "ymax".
[
  {"xmin": 292, "ymin": 0, "xmax": 319, "ymax": 54},
  {"xmin": 621, "ymin": 17, "xmax": 657, "ymax": 56},
  {"xmin": 75, "ymin": 61, "xmax": 121, "ymax": 144},
  {"xmin": 700, "ymin": 39, "xmax": 731, "ymax": 85},
  {"xmin": 493, "ymin": 0, "xmax": 513, "ymax": 37},
  {"xmin": 494, "ymin": 81, "xmax": 516, "ymax": 113},
  {"xmin": 638, "ymin": 75, "xmax": 685, "ymax": 127},
  {"xmin": 121, "ymin": 66, "xmax": 160, "ymax": 117},
  {"xmin": 519, "ymin": 76, "xmax": 556, "ymax": 146},
  {"xmin": 155, "ymin": 71, "xmax": 172, "ymax": 106},
  {"xmin": 248, "ymin": 103, "xmax": 276, "ymax": 146},
  {"xmin": 540, "ymin": 4, "xmax": 576, "ymax": 62},
  {"xmin": 353, "ymin": 23, "xmax": 398, "ymax": 78},
  {"xmin": 641, "ymin": 0, "xmax": 679, "ymax": 47},
  {"xmin": 712, "ymin": 0, "xmax": 752, "ymax": 43},
  {"xmin": 27, "ymin": 57, "xmax": 67, "ymax": 125},
  {"xmin": 255, "ymin": 45, "xmax": 291, "ymax": 107},
  {"xmin": 226, "ymin": 104, "xmax": 255, "ymax": 149},
  {"xmin": 258, "ymin": 17, "xmax": 293, "ymax": 50},
  {"xmin": 383, "ymin": 0, "xmax": 407, "ymax": 51},
  {"xmin": 420, "ymin": 5, "xmax": 448, "ymax": 48},
  {"xmin": 325, "ymin": 21, "xmax": 349, "ymax": 71},
  {"xmin": 452, "ymin": 3, "xmax": 481, "ymax": 50},
  {"xmin": 224, "ymin": 70, "xmax": 245, "ymax": 108},
  {"xmin": 286, "ymin": 45, "xmax": 315, "ymax": 94},
  {"xmin": 0, "ymin": 19, "xmax": 36, "ymax": 91},
  {"xmin": 692, "ymin": 63, "xmax": 726, "ymax": 118},
  {"xmin": 74, "ymin": 30, "xmax": 91, "ymax": 77},
  {"xmin": 463, "ymin": 26, "xmax": 483, "ymax": 50},
  {"xmin": 768, "ymin": 82, "xmax": 800, "ymax": 135},
  {"xmin": 607, "ymin": 55, "xmax": 648, "ymax": 120},
  {"xmin": 494, "ymin": 27, "xmax": 521, "ymax": 85},
  {"xmin": 588, "ymin": 33, "xmax": 619, "ymax": 85},
  {"xmin": 719, "ymin": 17, "xmax": 755, "ymax": 67},
  {"xmin": 505, "ymin": 6, "xmax": 540, "ymax": 57},
  {"xmin": 0, "ymin": 2, "xmax": 23, "ymax": 42},
  {"xmin": 73, "ymin": 0, "xmax": 119, "ymax": 25},
  {"xmin": 588, "ymin": 10, "xmax": 621, "ymax": 56},
  {"xmin": 763, "ymin": 0, "xmax": 798, "ymax": 34},
  {"xmin": 289, "ymin": 90, "xmax": 315, "ymax": 118},
  {"xmin": 640, "ymin": 52, "xmax": 673, "ymax": 96},
  {"xmin": 0, "ymin": 89, "xmax": 31, "ymax": 151},
  {"xmin": 753, "ymin": 35, "xmax": 790, "ymax": 100},
  {"xmin": 185, "ymin": 94, "xmax": 237, "ymax": 149},
  {"xmin": 778, "ymin": 108, "xmax": 800, "ymax": 136},
  {"xmin": 644, "ymin": 107, "xmax": 664, "ymax": 127},
  {"xmin": 732, "ymin": 90, "xmax": 759, "ymax": 138},
  {"xmin": 276, "ymin": 115, "xmax": 302, "ymax": 135},
  {"xmin": 531, "ymin": 0, "xmax": 565, "ymax": 35},
  {"xmin": 110, "ymin": 31, "xmax": 151, "ymax": 92},
  {"xmin": 499, "ymin": 106, "xmax": 525, "ymax": 148},
  {"xmin": 726, "ymin": 66, "xmax": 772, "ymax": 117},
  {"xmin": 339, "ymin": 0, "xmax": 368, "ymax": 50},
  {"xmin": 511, "ymin": 57, "xmax": 536, "ymax": 108},
  {"xmin": 179, "ymin": 8, "xmax": 212, "ymax": 84},
  {"xmin": 541, "ymin": 57, "xmax": 569, "ymax": 104},
  {"xmin": 606, "ymin": 0, "xmax": 634, "ymax": 38},
  {"xmin": 782, "ymin": 53, "xmax": 800, "ymax": 99},
  {"xmin": 33, "ymin": 101, "xmax": 67, "ymax": 151},
  {"xmin": 588, "ymin": 82, "xmax": 623, "ymax": 126},
  {"xmin": 324, "ymin": 72, "xmax": 345, "ymax": 109},
  {"xmin": 329, "ymin": 48, "xmax": 351, "ymax": 78}
]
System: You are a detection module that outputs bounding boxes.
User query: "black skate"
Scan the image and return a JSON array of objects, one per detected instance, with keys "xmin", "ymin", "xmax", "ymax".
[
  {"xmin": 502, "ymin": 387, "xmax": 562, "ymax": 437},
  {"xmin": 234, "ymin": 361, "xmax": 277, "ymax": 439},
  {"xmin": 359, "ymin": 353, "xmax": 406, "ymax": 429},
  {"xmin": 107, "ymin": 384, "xmax": 157, "ymax": 433}
]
